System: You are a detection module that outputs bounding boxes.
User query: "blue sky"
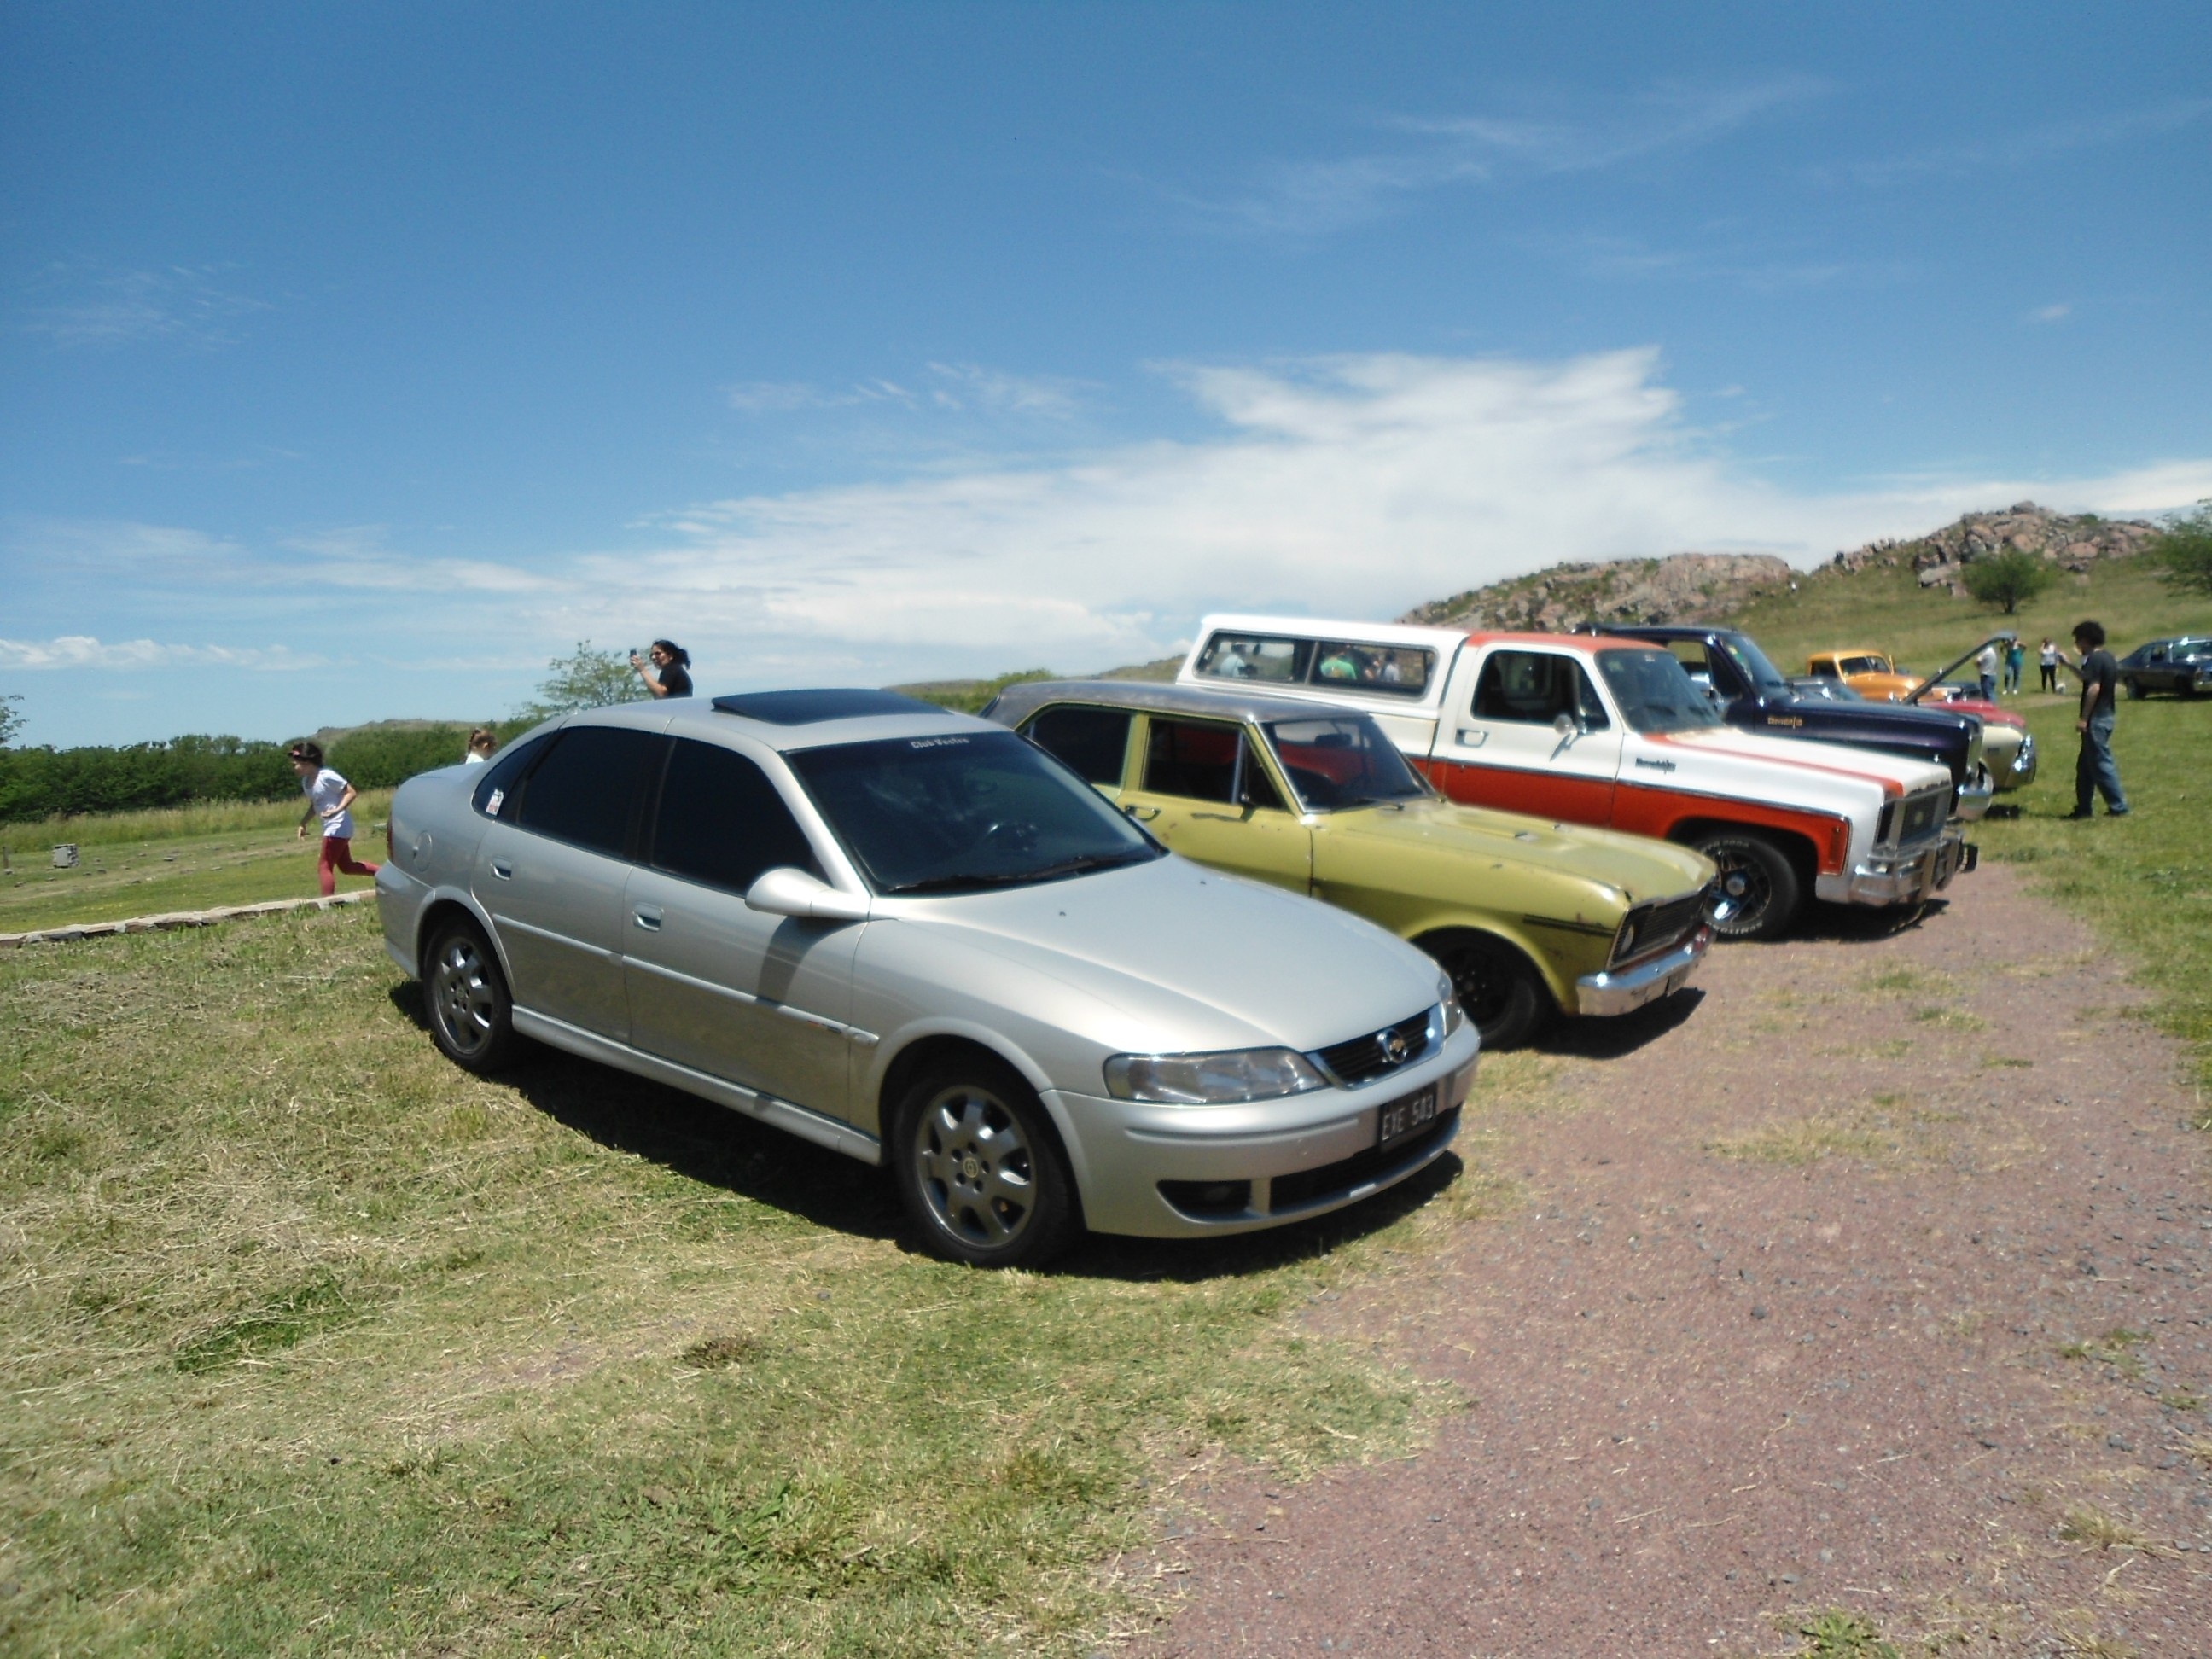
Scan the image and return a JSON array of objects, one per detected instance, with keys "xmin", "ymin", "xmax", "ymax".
[{"xmin": 3, "ymin": 2, "xmax": 2208, "ymax": 747}]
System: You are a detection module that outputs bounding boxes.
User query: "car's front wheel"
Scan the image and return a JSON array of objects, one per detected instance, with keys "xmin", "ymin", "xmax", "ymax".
[
  {"xmin": 422, "ymin": 916, "xmax": 520, "ymax": 1073},
  {"xmin": 1421, "ymin": 931, "xmax": 1546, "ymax": 1050},
  {"xmin": 892, "ymin": 1055, "xmax": 1081, "ymax": 1268},
  {"xmin": 1690, "ymin": 830, "xmax": 1801, "ymax": 941}
]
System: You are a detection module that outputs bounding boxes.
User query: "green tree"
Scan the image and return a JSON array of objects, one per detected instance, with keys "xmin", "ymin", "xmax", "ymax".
[
  {"xmin": 523, "ymin": 642, "xmax": 653, "ymax": 717},
  {"xmin": 1960, "ymin": 548, "xmax": 2056, "ymax": 614},
  {"xmin": 2148, "ymin": 500, "xmax": 2212, "ymax": 597},
  {"xmin": 0, "ymin": 694, "xmax": 21, "ymax": 748}
]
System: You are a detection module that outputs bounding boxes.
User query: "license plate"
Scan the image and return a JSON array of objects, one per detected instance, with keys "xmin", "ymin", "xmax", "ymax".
[{"xmin": 1377, "ymin": 1085, "xmax": 1440, "ymax": 1152}]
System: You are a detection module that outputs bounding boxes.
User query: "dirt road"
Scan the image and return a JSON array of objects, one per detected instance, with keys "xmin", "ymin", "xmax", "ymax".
[{"xmin": 1148, "ymin": 864, "xmax": 2212, "ymax": 1656}]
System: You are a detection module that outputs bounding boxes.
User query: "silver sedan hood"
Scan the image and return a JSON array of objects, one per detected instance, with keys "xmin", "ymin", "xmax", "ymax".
[{"xmin": 871, "ymin": 853, "xmax": 1438, "ymax": 1055}]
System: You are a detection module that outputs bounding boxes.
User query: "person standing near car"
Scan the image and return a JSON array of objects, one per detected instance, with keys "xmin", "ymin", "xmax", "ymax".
[
  {"xmin": 1976, "ymin": 641, "xmax": 2000, "ymax": 702},
  {"xmin": 2061, "ymin": 621, "xmax": 2128, "ymax": 820},
  {"xmin": 2038, "ymin": 637, "xmax": 2059, "ymax": 693},
  {"xmin": 289, "ymin": 741, "xmax": 382, "ymax": 894},
  {"xmin": 630, "ymin": 639, "xmax": 694, "ymax": 699},
  {"xmin": 2005, "ymin": 638, "xmax": 2024, "ymax": 696}
]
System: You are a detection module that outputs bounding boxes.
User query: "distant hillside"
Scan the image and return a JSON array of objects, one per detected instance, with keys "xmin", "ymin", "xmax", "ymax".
[
  {"xmin": 1400, "ymin": 551, "xmax": 1793, "ymax": 632},
  {"xmin": 887, "ymin": 501, "xmax": 2174, "ymax": 703}
]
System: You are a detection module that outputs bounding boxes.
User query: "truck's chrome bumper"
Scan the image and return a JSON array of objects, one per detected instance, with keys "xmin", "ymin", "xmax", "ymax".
[
  {"xmin": 1576, "ymin": 931, "xmax": 1709, "ymax": 1017},
  {"xmin": 1953, "ymin": 765, "xmax": 1995, "ymax": 822},
  {"xmin": 2006, "ymin": 731, "xmax": 2038, "ymax": 789},
  {"xmin": 1844, "ymin": 830, "xmax": 1974, "ymax": 906}
]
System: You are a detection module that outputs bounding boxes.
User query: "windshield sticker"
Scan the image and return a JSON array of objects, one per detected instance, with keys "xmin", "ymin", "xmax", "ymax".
[{"xmin": 908, "ymin": 736, "xmax": 970, "ymax": 749}]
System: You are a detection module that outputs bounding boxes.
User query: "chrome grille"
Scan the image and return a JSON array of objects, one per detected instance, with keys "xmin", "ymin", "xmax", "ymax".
[
  {"xmin": 1897, "ymin": 787, "xmax": 1947, "ymax": 846},
  {"xmin": 1611, "ymin": 891, "xmax": 1707, "ymax": 966},
  {"xmin": 1311, "ymin": 1009, "xmax": 1435, "ymax": 1086}
]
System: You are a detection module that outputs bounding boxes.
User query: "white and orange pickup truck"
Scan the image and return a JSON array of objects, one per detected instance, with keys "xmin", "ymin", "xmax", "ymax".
[{"xmin": 1176, "ymin": 615, "xmax": 1972, "ymax": 940}]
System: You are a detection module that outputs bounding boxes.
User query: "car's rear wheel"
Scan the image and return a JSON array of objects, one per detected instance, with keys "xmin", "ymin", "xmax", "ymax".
[
  {"xmin": 1422, "ymin": 931, "xmax": 1547, "ymax": 1050},
  {"xmin": 422, "ymin": 916, "xmax": 519, "ymax": 1073},
  {"xmin": 2125, "ymin": 677, "xmax": 2145, "ymax": 700},
  {"xmin": 1690, "ymin": 830, "xmax": 1801, "ymax": 942},
  {"xmin": 892, "ymin": 1055, "xmax": 1080, "ymax": 1268}
]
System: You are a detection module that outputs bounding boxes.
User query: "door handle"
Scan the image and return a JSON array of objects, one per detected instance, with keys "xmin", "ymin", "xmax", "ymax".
[
  {"xmin": 489, "ymin": 859, "xmax": 514, "ymax": 880},
  {"xmin": 633, "ymin": 906, "xmax": 663, "ymax": 931},
  {"xmin": 1192, "ymin": 812, "xmax": 1239, "ymax": 822},
  {"xmin": 1124, "ymin": 804, "xmax": 1160, "ymax": 821}
]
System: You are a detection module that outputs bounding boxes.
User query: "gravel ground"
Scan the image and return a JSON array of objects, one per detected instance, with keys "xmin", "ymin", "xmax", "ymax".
[{"xmin": 1144, "ymin": 863, "xmax": 2212, "ymax": 1656}]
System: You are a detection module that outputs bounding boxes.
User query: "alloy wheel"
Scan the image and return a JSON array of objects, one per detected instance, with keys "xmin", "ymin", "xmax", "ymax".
[
  {"xmin": 430, "ymin": 934, "xmax": 499, "ymax": 1058},
  {"xmin": 911, "ymin": 1084, "xmax": 1038, "ymax": 1249}
]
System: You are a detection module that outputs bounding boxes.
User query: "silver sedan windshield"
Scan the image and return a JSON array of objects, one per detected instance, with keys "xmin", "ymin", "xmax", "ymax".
[{"xmin": 789, "ymin": 730, "xmax": 1163, "ymax": 894}]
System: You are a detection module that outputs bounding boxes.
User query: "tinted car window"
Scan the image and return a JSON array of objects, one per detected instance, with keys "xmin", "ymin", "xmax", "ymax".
[
  {"xmin": 1595, "ymin": 649, "xmax": 1724, "ymax": 735},
  {"xmin": 1194, "ymin": 632, "xmax": 1311, "ymax": 684},
  {"xmin": 1144, "ymin": 719, "xmax": 1240, "ymax": 801},
  {"xmin": 1025, "ymin": 706, "xmax": 1132, "ymax": 786},
  {"xmin": 789, "ymin": 730, "xmax": 1159, "ymax": 894},
  {"xmin": 473, "ymin": 733, "xmax": 551, "ymax": 818},
  {"xmin": 651, "ymin": 739, "xmax": 822, "ymax": 894},
  {"xmin": 514, "ymin": 726, "xmax": 661, "ymax": 856},
  {"xmin": 1470, "ymin": 651, "xmax": 1611, "ymax": 729},
  {"xmin": 1266, "ymin": 716, "xmax": 1428, "ymax": 810},
  {"xmin": 1313, "ymin": 641, "xmax": 1433, "ymax": 695}
]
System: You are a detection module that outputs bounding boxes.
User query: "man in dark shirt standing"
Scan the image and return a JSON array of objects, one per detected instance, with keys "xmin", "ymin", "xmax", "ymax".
[{"xmin": 2064, "ymin": 620, "xmax": 2129, "ymax": 819}]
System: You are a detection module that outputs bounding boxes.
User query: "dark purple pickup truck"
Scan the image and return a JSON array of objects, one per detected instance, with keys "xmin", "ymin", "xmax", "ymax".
[{"xmin": 1580, "ymin": 625, "xmax": 1994, "ymax": 822}]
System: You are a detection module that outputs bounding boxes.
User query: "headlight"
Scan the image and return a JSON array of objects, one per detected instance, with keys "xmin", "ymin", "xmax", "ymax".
[
  {"xmin": 1437, "ymin": 972, "xmax": 1466, "ymax": 1038},
  {"xmin": 1103, "ymin": 1047, "xmax": 1328, "ymax": 1104}
]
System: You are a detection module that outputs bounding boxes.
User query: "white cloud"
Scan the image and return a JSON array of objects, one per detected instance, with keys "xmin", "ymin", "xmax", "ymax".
[
  {"xmin": 547, "ymin": 349, "xmax": 2212, "ymax": 684},
  {"xmin": 925, "ymin": 362, "xmax": 1086, "ymax": 418},
  {"xmin": 1833, "ymin": 99, "xmax": 2212, "ymax": 188},
  {"xmin": 1177, "ymin": 78, "xmax": 1823, "ymax": 235},
  {"xmin": 0, "ymin": 636, "xmax": 326, "ymax": 671},
  {"xmin": 726, "ymin": 378, "xmax": 917, "ymax": 412},
  {"xmin": 2029, "ymin": 303, "xmax": 2071, "ymax": 324},
  {"xmin": 19, "ymin": 262, "xmax": 269, "ymax": 350}
]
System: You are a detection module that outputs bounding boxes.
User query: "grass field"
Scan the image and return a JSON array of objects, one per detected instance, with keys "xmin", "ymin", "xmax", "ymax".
[
  {"xmin": 0, "ymin": 791, "xmax": 391, "ymax": 934},
  {"xmin": 0, "ymin": 903, "xmax": 1539, "ymax": 1656}
]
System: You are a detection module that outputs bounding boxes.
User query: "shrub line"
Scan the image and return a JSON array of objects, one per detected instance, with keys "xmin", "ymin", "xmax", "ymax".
[{"xmin": 0, "ymin": 889, "xmax": 369, "ymax": 947}]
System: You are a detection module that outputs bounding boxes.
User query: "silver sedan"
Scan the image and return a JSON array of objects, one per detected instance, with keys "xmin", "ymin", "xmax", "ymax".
[{"xmin": 375, "ymin": 689, "xmax": 1479, "ymax": 1266}]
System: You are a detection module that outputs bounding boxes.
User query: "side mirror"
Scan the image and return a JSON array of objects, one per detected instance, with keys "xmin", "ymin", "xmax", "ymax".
[
  {"xmin": 1551, "ymin": 713, "xmax": 1580, "ymax": 740},
  {"xmin": 744, "ymin": 866, "xmax": 870, "ymax": 923}
]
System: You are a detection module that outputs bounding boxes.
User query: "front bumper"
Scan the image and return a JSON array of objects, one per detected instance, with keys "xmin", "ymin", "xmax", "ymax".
[
  {"xmin": 1576, "ymin": 930, "xmax": 1709, "ymax": 1017},
  {"xmin": 1997, "ymin": 731, "xmax": 2038, "ymax": 791},
  {"xmin": 1049, "ymin": 1022, "xmax": 1481, "ymax": 1237},
  {"xmin": 1840, "ymin": 829, "xmax": 1974, "ymax": 906},
  {"xmin": 1953, "ymin": 764, "xmax": 1995, "ymax": 821}
]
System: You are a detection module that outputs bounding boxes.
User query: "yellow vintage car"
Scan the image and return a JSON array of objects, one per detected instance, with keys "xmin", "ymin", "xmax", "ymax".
[
  {"xmin": 1806, "ymin": 648, "xmax": 1921, "ymax": 701},
  {"xmin": 983, "ymin": 680, "xmax": 1718, "ymax": 1049}
]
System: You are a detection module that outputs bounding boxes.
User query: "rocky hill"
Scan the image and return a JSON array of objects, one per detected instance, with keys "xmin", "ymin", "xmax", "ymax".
[
  {"xmin": 1827, "ymin": 501, "xmax": 2159, "ymax": 595},
  {"xmin": 1395, "ymin": 503, "xmax": 2162, "ymax": 630},
  {"xmin": 1399, "ymin": 551, "xmax": 1794, "ymax": 632}
]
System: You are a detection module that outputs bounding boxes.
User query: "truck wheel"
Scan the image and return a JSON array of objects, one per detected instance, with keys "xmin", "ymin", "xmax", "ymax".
[
  {"xmin": 891, "ymin": 1053, "xmax": 1082, "ymax": 1269},
  {"xmin": 1422, "ymin": 932, "xmax": 1547, "ymax": 1051},
  {"xmin": 1691, "ymin": 831, "xmax": 1800, "ymax": 942}
]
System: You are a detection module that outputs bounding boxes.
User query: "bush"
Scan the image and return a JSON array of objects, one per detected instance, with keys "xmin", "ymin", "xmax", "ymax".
[
  {"xmin": 0, "ymin": 736, "xmax": 297, "ymax": 824},
  {"xmin": 1961, "ymin": 549, "xmax": 2056, "ymax": 614},
  {"xmin": 2149, "ymin": 501, "xmax": 2212, "ymax": 597}
]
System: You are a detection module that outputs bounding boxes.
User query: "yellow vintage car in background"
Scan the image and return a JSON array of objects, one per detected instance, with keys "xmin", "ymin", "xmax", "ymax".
[
  {"xmin": 983, "ymin": 680, "xmax": 1719, "ymax": 1050},
  {"xmin": 1806, "ymin": 648, "xmax": 1922, "ymax": 701}
]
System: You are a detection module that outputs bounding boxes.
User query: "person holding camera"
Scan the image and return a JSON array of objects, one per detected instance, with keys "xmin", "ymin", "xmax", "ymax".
[{"xmin": 630, "ymin": 639, "xmax": 694, "ymax": 699}]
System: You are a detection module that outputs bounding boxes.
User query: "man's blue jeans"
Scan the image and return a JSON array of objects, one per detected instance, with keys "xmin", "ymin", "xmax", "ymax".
[
  {"xmin": 1979, "ymin": 672, "xmax": 1997, "ymax": 701},
  {"xmin": 2075, "ymin": 713, "xmax": 2128, "ymax": 813}
]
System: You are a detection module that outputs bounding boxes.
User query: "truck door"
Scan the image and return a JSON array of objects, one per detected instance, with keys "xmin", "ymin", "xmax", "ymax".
[{"xmin": 1424, "ymin": 647, "xmax": 1621, "ymax": 825}]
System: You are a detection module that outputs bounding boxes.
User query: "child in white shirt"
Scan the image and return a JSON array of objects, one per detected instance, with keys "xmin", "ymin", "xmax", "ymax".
[{"xmin": 289, "ymin": 742, "xmax": 381, "ymax": 896}]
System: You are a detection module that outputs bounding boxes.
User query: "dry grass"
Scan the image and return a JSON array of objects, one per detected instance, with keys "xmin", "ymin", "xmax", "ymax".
[
  {"xmin": 0, "ymin": 906, "xmax": 1516, "ymax": 1656},
  {"xmin": 2054, "ymin": 1505, "xmax": 2168, "ymax": 1555},
  {"xmin": 1706, "ymin": 1094, "xmax": 1955, "ymax": 1167}
]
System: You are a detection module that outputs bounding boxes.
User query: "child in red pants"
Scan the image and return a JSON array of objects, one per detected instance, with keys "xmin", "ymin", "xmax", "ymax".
[{"xmin": 289, "ymin": 742, "xmax": 381, "ymax": 896}]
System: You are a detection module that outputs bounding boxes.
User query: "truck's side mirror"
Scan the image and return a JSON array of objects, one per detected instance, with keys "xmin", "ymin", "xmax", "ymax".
[{"xmin": 1551, "ymin": 712, "xmax": 1580, "ymax": 741}]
